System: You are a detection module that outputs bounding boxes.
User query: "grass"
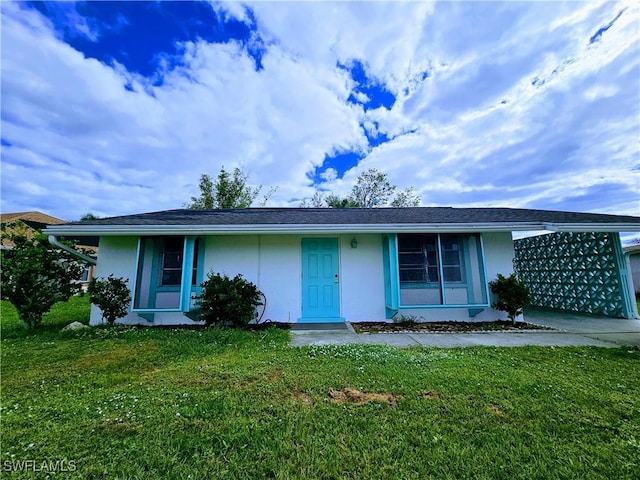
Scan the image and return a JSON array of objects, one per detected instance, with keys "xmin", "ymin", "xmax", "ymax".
[
  {"xmin": 1, "ymin": 295, "xmax": 91, "ymax": 338},
  {"xmin": 1, "ymin": 297, "xmax": 639, "ymax": 479}
]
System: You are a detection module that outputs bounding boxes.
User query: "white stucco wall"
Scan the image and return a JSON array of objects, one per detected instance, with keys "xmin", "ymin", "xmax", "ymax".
[
  {"xmin": 470, "ymin": 231, "xmax": 516, "ymax": 321},
  {"xmin": 90, "ymin": 236, "xmax": 139, "ymax": 326},
  {"xmin": 482, "ymin": 232, "xmax": 516, "ymax": 281},
  {"xmin": 339, "ymin": 234, "xmax": 387, "ymax": 321},
  {"xmin": 93, "ymin": 231, "xmax": 517, "ymax": 326},
  {"xmin": 207, "ymin": 235, "xmax": 302, "ymax": 322}
]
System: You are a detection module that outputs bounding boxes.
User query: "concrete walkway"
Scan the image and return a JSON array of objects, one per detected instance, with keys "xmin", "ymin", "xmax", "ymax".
[{"xmin": 289, "ymin": 309, "xmax": 640, "ymax": 348}]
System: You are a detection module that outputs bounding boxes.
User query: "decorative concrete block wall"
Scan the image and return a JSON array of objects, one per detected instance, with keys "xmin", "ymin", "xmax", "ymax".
[{"xmin": 514, "ymin": 232, "xmax": 629, "ymax": 318}]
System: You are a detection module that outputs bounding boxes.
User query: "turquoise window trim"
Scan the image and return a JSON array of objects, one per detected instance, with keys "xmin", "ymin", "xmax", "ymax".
[
  {"xmin": 612, "ymin": 233, "xmax": 632, "ymax": 318},
  {"xmin": 131, "ymin": 237, "xmax": 146, "ymax": 314},
  {"xmin": 383, "ymin": 234, "xmax": 400, "ymax": 318},
  {"xmin": 435, "ymin": 234, "xmax": 446, "ymax": 304},
  {"xmin": 394, "ymin": 233, "xmax": 490, "ymax": 310},
  {"xmin": 179, "ymin": 237, "xmax": 196, "ymax": 312},
  {"xmin": 462, "ymin": 236, "xmax": 473, "ymax": 296},
  {"xmin": 131, "ymin": 236, "xmax": 204, "ymax": 314},
  {"xmin": 196, "ymin": 238, "xmax": 206, "ymax": 284},
  {"xmin": 192, "ymin": 237, "xmax": 206, "ymax": 299},
  {"xmin": 155, "ymin": 285, "xmax": 180, "ymax": 293},
  {"xmin": 479, "ymin": 234, "xmax": 491, "ymax": 305},
  {"xmin": 398, "ymin": 303, "xmax": 491, "ymax": 309},
  {"xmin": 130, "ymin": 237, "xmax": 143, "ymax": 311}
]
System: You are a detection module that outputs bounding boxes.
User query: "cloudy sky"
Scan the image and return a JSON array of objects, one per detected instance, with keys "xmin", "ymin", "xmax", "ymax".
[{"xmin": 1, "ymin": 0, "xmax": 638, "ymax": 221}]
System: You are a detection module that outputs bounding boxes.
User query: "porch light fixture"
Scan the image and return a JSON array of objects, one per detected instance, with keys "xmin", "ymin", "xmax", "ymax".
[{"xmin": 350, "ymin": 238, "xmax": 358, "ymax": 249}]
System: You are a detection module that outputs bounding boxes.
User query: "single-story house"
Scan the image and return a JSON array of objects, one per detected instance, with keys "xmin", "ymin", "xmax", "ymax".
[{"xmin": 43, "ymin": 207, "xmax": 640, "ymax": 326}]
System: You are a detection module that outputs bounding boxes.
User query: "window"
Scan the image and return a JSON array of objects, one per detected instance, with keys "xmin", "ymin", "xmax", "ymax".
[
  {"xmin": 160, "ymin": 237, "xmax": 184, "ymax": 286},
  {"xmin": 80, "ymin": 267, "xmax": 90, "ymax": 282},
  {"xmin": 133, "ymin": 236, "xmax": 204, "ymax": 312},
  {"xmin": 191, "ymin": 238, "xmax": 201, "ymax": 286},
  {"xmin": 398, "ymin": 234, "xmax": 464, "ymax": 284},
  {"xmin": 384, "ymin": 233, "xmax": 488, "ymax": 309},
  {"xmin": 441, "ymin": 236, "xmax": 463, "ymax": 282}
]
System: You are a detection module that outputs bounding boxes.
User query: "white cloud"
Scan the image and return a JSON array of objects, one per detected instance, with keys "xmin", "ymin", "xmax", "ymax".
[{"xmin": 1, "ymin": 0, "xmax": 638, "ymax": 220}]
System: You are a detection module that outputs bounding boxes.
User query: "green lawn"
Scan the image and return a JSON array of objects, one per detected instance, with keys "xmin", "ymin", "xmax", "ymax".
[{"xmin": 1, "ymin": 297, "xmax": 639, "ymax": 479}]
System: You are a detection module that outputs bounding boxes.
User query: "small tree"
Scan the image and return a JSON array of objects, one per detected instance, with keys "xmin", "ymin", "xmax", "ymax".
[
  {"xmin": 390, "ymin": 187, "xmax": 422, "ymax": 207},
  {"xmin": 196, "ymin": 272, "xmax": 264, "ymax": 327},
  {"xmin": 300, "ymin": 168, "xmax": 422, "ymax": 208},
  {"xmin": 87, "ymin": 275, "xmax": 131, "ymax": 324},
  {"xmin": 350, "ymin": 168, "xmax": 396, "ymax": 208},
  {"xmin": 80, "ymin": 213, "xmax": 101, "ymax": 221},
  {"xmin": 325, "ymin": 194, "xmax": 360, "ymax": 208},
  {"xmin": 0, "ymin": 230, "xmax": 85, "ymax": 329},
  {"xmin": 185, "ymin": 166, "xmax": 276, "ymax": 209},
  {"xmin": 489, "ymin": 273, "xmax": 531, "ymax": 325}
]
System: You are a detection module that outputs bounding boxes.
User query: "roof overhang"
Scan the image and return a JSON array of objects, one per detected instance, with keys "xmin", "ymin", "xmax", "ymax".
[
  {"xmin": 44, "ymin": 222, "xmax": 640, "ymax": 237},
  {"xmin": 623, "ymin": 244, "xmax": 640, "ymax": 254}
]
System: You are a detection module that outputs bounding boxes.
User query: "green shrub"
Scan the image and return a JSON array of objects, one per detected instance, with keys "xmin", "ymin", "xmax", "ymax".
[
  {"xmin": 196, "ymin": 272, "xmax": 264, "ymax": 327},
  {"xmin": 489, "ymin": 273, "xmax": 530, "ymax": 325},
  {"xmin": 0, "ymin": 230, "xmax": 85, "ymax": 329},
  {"xmin": 87, "ymin": 275, "xmax": 131, "ymax": 324},
  {"xmin": 392, "ymin": 313, "xmax": 422, "ymax": 327}
]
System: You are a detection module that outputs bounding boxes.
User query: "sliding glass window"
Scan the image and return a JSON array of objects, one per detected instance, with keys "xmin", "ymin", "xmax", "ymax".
[{"xmin": 397, "ymin": 233, "xmax": 488, "ymax": 307}]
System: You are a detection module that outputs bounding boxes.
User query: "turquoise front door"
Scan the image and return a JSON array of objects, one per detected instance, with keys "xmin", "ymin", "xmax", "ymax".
[{"xmin": 300, "ymin": 238, "xmax": 341, "ymax": 322}]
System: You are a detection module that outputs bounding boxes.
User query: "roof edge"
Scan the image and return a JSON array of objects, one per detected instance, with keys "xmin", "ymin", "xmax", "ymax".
[{"xmin": 44, "ymin": 222, "xmax": 640, "ymax": 236}]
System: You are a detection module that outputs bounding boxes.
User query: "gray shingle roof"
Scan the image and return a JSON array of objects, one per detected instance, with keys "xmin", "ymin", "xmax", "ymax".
[{"xmin": 62, "ymin": 207, "xmax": 640, "ymax": 227}]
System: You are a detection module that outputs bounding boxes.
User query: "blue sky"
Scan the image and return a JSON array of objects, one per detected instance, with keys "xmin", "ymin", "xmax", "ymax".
[{"xmin": 1, "ymin": 0, "xmax": 638, "ymax": 221}]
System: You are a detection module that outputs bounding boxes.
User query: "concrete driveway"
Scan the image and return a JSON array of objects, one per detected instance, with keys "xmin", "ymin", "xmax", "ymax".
[
  {"xmin": 289, "ymin": 309, "xmax": 640, "ymax": 348},
  {"xmin": 523, "ymin": 308, "xmax": 640, "ymax": 347}
]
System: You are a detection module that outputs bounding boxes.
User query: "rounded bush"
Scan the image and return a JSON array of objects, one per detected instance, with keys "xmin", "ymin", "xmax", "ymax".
[{"xmin": 196, "ymin": 272, "xmax": 264, "ymax": 327}]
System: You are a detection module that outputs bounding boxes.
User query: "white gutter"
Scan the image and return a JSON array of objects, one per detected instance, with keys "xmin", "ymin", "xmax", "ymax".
[
  {"xmin": 43, "ymin": 222, "xmax": 640, "ymax": 237},
  {"xmin": 48, "ymin": 235, "xmax": 97, "ymax": 266}
]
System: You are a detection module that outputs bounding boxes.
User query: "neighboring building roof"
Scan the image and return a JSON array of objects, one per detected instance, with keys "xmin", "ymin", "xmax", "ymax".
[
  {"xmin": 0, "ymin": 211, "xmax": 65, "ymax": 225},
  {"xmin": 44, "ymin": 207, "xmax": 640, "ymax": 236},
  {"xmin": 623, "ymin": 244, "xmax": 640, "ymax": 254},
  {"xmin": 1, "ymin": 211, "xmax": 65, "ymax": 248},
  {"xmin": 2, "ymin": 211, "xmax": 99, "ymax": 249}
]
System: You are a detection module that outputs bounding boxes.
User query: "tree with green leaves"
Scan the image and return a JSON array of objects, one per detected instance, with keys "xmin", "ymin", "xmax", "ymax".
[
  {"xmin": 185, "ymin": 166, "xmax": 275, "ymax": 209},
  {"xmin": 390, "ymin": 187, "xmax": 421, "ymax": 207},
  {"xmin": 0, "ymin": 228, "xmax": 85, "ymax": 329},
  {"xmin": 325, "ymin": 194, "xmax": 361, "ymax": 208},
  {"xmin": 350, "ymin": 168, "xmax": 396, "ymax": 207},
  {"xmin": 301, "ymin": 168, "xmax": 422, "ymax": 208}
]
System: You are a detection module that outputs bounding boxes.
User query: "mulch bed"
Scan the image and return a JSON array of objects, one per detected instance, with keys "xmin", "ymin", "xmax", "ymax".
[{"xmin": 352, "ymin": 320, "xmax": 553, "ymax": 333}]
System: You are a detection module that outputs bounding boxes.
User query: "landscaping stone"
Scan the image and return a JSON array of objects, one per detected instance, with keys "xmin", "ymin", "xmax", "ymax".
[{"xmin": 62, "ymin": 321, "xmax": 89, "ymax": 331}]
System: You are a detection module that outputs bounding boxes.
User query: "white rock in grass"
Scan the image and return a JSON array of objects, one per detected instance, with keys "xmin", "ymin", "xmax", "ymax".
[{"xmin": 62, "ymin": 321, "xmax": 89, "ymax": 331}]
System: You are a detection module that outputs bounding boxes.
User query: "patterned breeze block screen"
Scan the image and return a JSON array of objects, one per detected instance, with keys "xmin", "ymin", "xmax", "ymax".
[{"xmin": 514, "ymin": 232, "xmax": 628, "ymax": 318}]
